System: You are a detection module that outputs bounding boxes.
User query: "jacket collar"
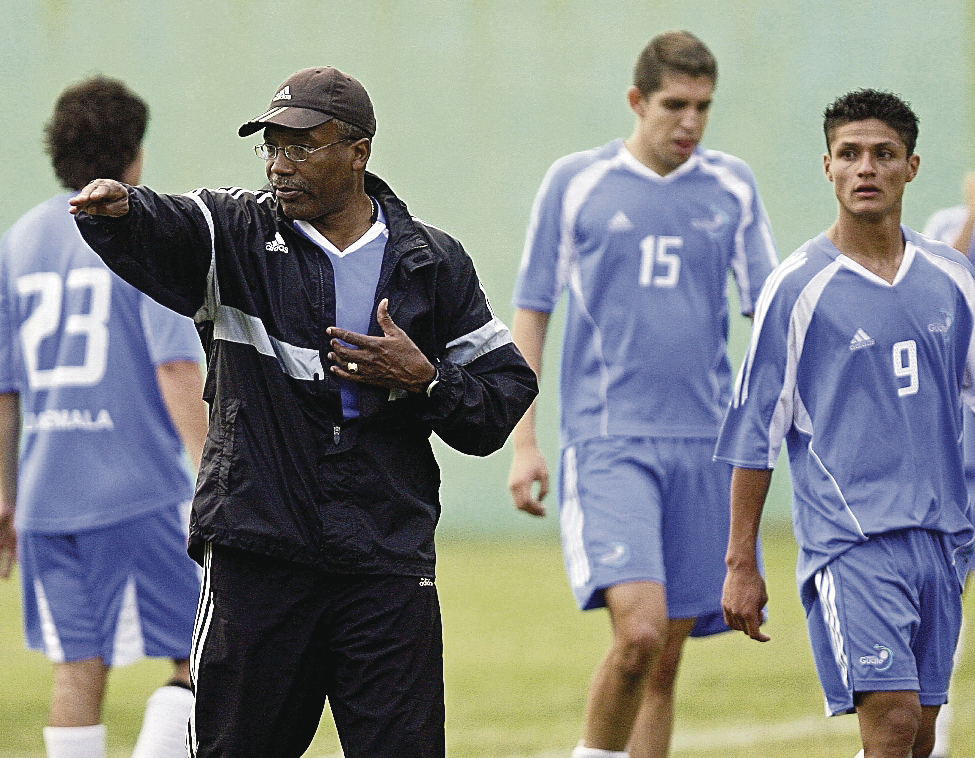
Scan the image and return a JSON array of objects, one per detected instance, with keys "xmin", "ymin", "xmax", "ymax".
[
  {"xmin": 267, "ymin": 172, "xmax": 429, "ymax": 258},
  {"xmin": 364, "ymin": 172, "xmax": 428, "ymax": 257}
]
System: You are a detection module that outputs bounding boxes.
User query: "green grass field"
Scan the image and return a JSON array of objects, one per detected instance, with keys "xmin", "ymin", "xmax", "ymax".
[{"xmin": 2, "ymin": 525, "xmax": 973, "ymax": 757}]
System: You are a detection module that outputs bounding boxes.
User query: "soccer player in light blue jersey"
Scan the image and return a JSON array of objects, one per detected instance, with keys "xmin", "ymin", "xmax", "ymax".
[
  {"xmin": 718, "ymin": 89, "xmax": 975, "ymax": 758},
  {"xmin": 0, "ymin": 77, "xmax": 208, "ymax": 758},
  {"xmin": 508, "ymin": 31, "xmax": 778, "ymax": 758}
]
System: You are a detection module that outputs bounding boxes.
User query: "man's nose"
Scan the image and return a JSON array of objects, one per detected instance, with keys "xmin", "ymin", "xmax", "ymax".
[
  {"xmin": 269, "ymin": 149, "xmax": 296, "ymax": 174},
  {"xmin": 856, "ymin": 154, "xmax": 877, "ymax": 176}
]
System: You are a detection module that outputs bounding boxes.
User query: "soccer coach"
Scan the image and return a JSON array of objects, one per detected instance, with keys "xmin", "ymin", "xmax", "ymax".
[{"xmin": 70, "ymin": 66, "xmax": 538, "ymax": 758}]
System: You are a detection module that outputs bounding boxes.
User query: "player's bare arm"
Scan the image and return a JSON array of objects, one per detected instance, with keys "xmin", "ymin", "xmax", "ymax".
[
  {"xmin": 722, "ymin": 466, "xmax": 772, "ymax": 642},
  {"xmin": 507, "ymin": 308, "xmax": 550, "ymax": 517},
  {"xmin": 0, "ymin": 392, "xmax": 21, "ymax": 578},
  {"xmin": 952, "ymin": 171, "xmax": 975, "ymax": 255},
  {"xmin": 327, "ymin": 298, "xmax": 436, "ymax": 393},
  {"xmin": 69, "ymin": 179, "xmax": 130, "ymax": 217},
  {"xmin": 156, "ymin": 360, "xmax": 208, "ymax": 471}
]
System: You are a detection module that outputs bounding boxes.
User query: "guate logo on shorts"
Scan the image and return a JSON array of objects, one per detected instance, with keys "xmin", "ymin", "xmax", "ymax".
[
  {"xmin": 598, "ymin": 542, "xmax": 630, "ymax": 568},
  {"xmin": 859, "ymin": 644, "xmax": 893, "ymax": 672}
]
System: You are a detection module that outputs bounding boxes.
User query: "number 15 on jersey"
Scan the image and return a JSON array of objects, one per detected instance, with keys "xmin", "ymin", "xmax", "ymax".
[{"xmin": 639, "ymin": 235, "xmax": 682, "ymax": 288}]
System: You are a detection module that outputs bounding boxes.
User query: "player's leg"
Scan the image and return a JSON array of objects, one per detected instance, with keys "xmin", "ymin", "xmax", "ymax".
[
  {"xmin": 623, "ymin": 439, "xmax": 736, "ymax": 758},
  {"xmin": 45, "ymin": 658, "xmax": 112, "ymax": 758},
  {"xmin": 853, "ymin": 705, "xmax": 944, "ymax": 758},
  {"xmin": 46, "ymin": 657, "xmax": 110, "ymax": 758},
  {"xmin": 855, "ymin": 690, "xmax": 922, "ymax": 758},
  {"xmin": 558, "ymin": 438, "xmax": 671, "ymax": 757},
  {"xmin": 579, "ymin": 580, "xmax": 670, "ymax": 753},
  {"xmin": 627, "ymin": 618, "xmax": 695, "ymax": 758},
  {"xmin": 49, "ymin": 657, "xmax": 109, "ymax": 725},
  {"xmin": 808, "ymin": 530, "xmax": 961, "ymax": 757},
  {"xmin": 914, "ymin": 705, "xmax": 942, "ymax": 758},
  {"xmin": 19, "ymin": 532, "xmax": 111, "ymax": 758}
]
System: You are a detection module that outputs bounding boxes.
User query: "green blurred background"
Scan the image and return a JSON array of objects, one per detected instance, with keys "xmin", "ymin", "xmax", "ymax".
[{"xmin": 2, "ymin": 0, "xmax": 973, "ymax": 535}]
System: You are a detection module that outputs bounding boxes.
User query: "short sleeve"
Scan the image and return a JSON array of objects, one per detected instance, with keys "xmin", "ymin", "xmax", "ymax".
[{"xmin": 140, "ymin": 292, "xmax": 203, "ymax": 366}]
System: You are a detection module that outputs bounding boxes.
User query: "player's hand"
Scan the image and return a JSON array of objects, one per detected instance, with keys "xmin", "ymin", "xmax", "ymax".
[
  {"xmin": 69, "ymin": 179, "xmax": 130, "ymax": 217},
  {"xmin": 327, "ymin": 299, "xmax": 436, "ymax": 394},
  {"xmin": 0, "ymin": 507, "xmax": 16, "ymax": 579},
  {"xmin": 722, "ymin": 564, "xmax": 770, "ymax": 642},
  {"xmin": 508, "ymin": 444, "xmax": 549, "ymax": 517}
]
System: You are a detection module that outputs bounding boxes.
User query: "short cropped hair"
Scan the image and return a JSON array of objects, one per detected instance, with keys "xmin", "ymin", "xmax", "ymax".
[
  {"xmin": 333, "ymin": 118, "xmax": 371, "ymax": 144},
  {"xmin": 823, "ymin": 89, "xmax": 920, "ymax": 156},
  {"xmin": 633, "ymin": 30, "xmax": 717, "ymax": 97},
  {"xmin": 44, "ymin": 75, "xmax": 148, "ymax": 190}
]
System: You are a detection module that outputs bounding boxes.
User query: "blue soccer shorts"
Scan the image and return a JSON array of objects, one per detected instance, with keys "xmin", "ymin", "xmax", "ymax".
[
  {"xmin": 19, "ymin": 502, "xmax": 200, "ymax": 665},
  {"xmin": 558, "ymin": 435, "xmax": 734, "ymax": 635},
  {"xmin": 805, "ymin": 528, "xmax": 962, "ymax": 716}
]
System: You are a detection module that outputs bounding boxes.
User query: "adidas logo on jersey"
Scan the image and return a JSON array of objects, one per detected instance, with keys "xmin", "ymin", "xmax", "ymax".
[
  {"xmin": 265, "ymin": 233, "xmax": 289, "ymax": 254},
  {"xmin": 849, "ymin": 328, "xmax": 875, "ymax": 351},
  {"xmin": 607, "ymin": 211, "xmax": 634, "ymax": 232},
  {"xmin": 272, "ymin": 86, "xmax": 292, "ymax": 101}
]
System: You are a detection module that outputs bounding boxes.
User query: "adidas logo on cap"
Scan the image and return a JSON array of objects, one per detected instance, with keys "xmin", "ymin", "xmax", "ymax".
[{"xmin": 272, "ymin": 86, "xmax": 292, "ymax": 101}]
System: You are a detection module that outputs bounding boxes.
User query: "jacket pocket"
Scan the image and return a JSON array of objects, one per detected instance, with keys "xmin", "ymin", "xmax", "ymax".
[{"xmin": 214, "ymin": 397, "xmax": 240, "ymax": 496}]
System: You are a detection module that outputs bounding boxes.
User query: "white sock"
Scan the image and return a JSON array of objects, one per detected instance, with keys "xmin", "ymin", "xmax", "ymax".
[
  {"xmin": 43, "ymin": 724, "xmax": 107, "ymax": 758},
  {"xmin": 571, "ymin": 742, "xmax": 629, "ymax": 758},
  {"xmin": 131, "ymin": 685, "xmax": 195, "ymax": 758}
]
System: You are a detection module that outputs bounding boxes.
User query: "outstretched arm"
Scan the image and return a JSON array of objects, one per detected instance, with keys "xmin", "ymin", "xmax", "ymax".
[
  {"xmin": 722, "ymin": 466, "xmax": 773, "ymax": 642},
  {"xmin": 506, "ymin": 308, "xmax": 550, "ymax": 517}
]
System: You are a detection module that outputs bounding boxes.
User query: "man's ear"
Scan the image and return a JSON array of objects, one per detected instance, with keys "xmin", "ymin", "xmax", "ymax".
[
  {"xmin": 905, "ymin": 152, "xmax": 920, "ymax": 183},
  {"xmin": 627, "ymin": 86, "xmax": 645, "ymax": 117},
  {"xmin": 351, "ymin": 138, "xmax": 371, "ymax": 171}
]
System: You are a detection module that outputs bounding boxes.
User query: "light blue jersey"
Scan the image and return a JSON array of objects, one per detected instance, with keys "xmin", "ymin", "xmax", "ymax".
[
  {"xmin": 514, "ymin": 140, "xmax": 778, "ymax": 446},
  {"xmin": 0, "ymin": 194, "xmax": 201, "ymax": 533},
  {"xmin": 715, "ymin": 228, "xmax": 975, "ymax": 599},
  {"xmin": 295, "ymin": 201, "xmax": 387, "ymax": 419}
]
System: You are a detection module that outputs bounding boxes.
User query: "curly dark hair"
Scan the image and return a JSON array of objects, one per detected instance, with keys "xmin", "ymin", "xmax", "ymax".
[
  {"xmin": 823, "ymin": 89, "xmax": 919, "ymax": 156},
  {"xmin": 633, "ymin": 30, "xmax": 717, "ymax": 97},
  {"xmin": 44, "ymin": 75, "xmax": 148, "ymax": 190}
]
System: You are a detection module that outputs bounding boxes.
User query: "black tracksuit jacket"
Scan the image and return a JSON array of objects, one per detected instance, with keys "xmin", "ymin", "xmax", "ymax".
[{"xmin": 76, "ymin": 172, "xmax": 537, "ymax": 576}]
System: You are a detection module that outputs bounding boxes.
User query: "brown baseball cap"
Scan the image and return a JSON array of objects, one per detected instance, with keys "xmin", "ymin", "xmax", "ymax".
[{"xmin": 238, "ymin": 67, "xmax": 376, "ymax": 138}]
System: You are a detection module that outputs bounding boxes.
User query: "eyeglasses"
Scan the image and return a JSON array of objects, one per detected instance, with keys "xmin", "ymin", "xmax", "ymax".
[{"xmin": 254, "ymin": 138, "xmax": 351, "ymax": 162}]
